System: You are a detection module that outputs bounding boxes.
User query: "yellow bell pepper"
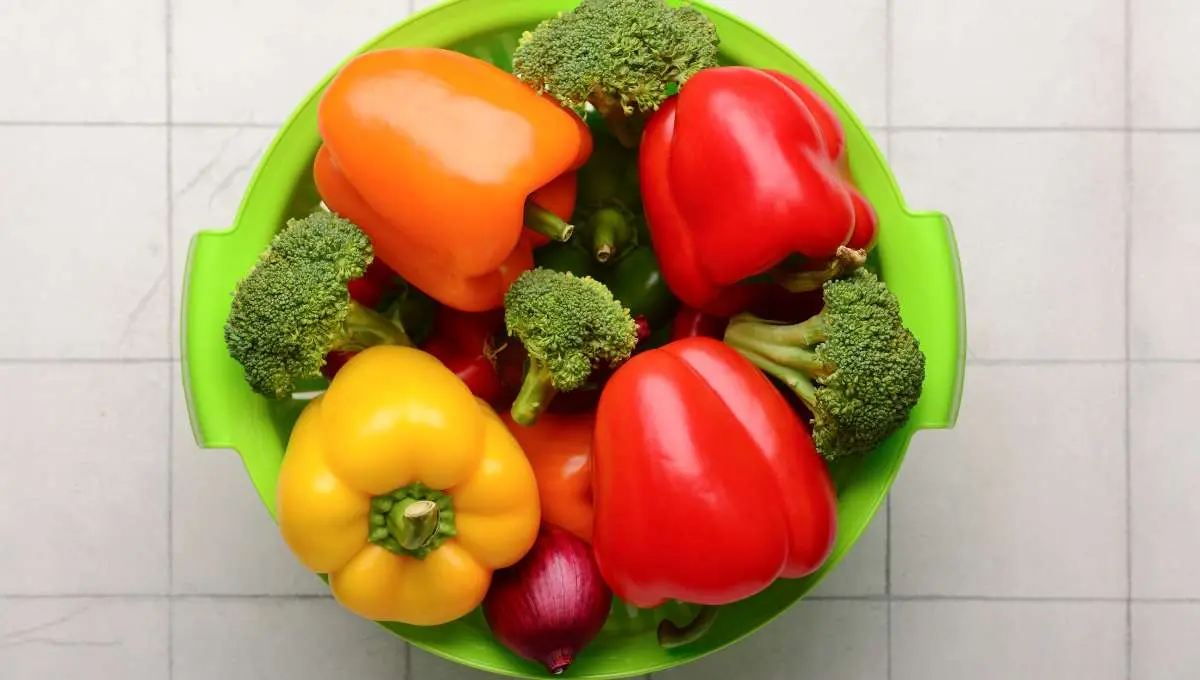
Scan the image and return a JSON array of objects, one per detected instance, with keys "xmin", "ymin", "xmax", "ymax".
[{"xmin": 275, "ymin": 345, "xmax": 542, "ymax": 626}]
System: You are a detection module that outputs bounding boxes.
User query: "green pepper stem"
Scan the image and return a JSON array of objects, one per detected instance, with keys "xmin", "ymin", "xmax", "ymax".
[
  {"xmin": 390, "ymin": 500, "xmax": 440, "ymax": 551},
  {"xmin": 525, "ymin": 202, "xmax": 575, "ymax": 242},
  {"xmin": 510, "ymin": 359, "xmax": 559, "ymax": 426},
  {"xmin": 335, "ymin": 301, "xmax": 413, "ymax": 351},
  {"xmin": 658, "ymin": 606, "xmax": 719, "ymax": 649},
  {"xmin": 368, "ymin": 483, "xmax": 457, "ymax": 559},
  {"xmin": 772, "ymin": 246, "xmax": 868, "ymax": 293},
  {"xmin": 588, "ymin": 207, "xmax": 637, "ymax": 264}
]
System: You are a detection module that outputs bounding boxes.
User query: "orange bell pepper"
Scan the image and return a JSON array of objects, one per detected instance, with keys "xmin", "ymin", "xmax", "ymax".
[
  {"xmin": 501, "ymin": 411, "xmax": 595, "ymax": 543},
  {"xmin": 315, "ymin": 47, "xmax": 594, "ymax": 312}
]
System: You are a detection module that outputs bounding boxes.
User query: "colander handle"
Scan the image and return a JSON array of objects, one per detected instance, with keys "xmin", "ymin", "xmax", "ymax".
[
  {"xmin": 885, "ymin": 209, "xmax": 966, "ymax": 431},
  {"xmin": 179, "ymin": 228, "xmax": 260, "ymax": 454}
]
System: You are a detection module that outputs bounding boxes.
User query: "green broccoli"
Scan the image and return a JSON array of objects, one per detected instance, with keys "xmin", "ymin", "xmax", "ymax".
[
  {"xmin": 723, "ymin": 268, "xmax": 926, "ymax": 461},
  {"xmin": 511, "ymin": 0, "xmax": 720, "ymax": 148},
  {"xmin": 224, "ymin": 210, "xmax": 412, "ymax": 399},
  {"xmin": 504, "ymin": 268, "xmax": 640, "ymax": 425}
]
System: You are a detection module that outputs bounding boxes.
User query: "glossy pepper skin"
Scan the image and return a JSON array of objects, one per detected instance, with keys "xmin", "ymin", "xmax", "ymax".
[
  {"xmin": 315, "ymin": 47, "xmax": 593, "ymax": 311},
  {"xmin": 639, "ymin": 66, "xmax": 878, "ymax": 315},
  {"xmin": 500, "ymin": 411, "xmax": 595, "ymax": 544},
  {"xmin": 591, "ymin": 337, "xmax": 838, "ymax": 608},
  {"xmin": 276, "ymin": 346, "xmax": 541, "ymax": 626},
  {"xmin": 420, "ymin": 306, "xmax": 508, "ymax": 407},
  {"xmin": 670, "ymin": 306, "xmax": 729, "ymax": 341}
]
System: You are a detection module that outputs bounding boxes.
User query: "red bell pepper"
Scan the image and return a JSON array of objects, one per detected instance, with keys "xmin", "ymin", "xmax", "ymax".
[
  {"xmin": 670, "ymin": 306, "xmax": 729, "ymax": 341},
  {"xmin": 345, "ymin": 257, "xmax": 399, "ymax": 310},
  {"xmin": 420, "ymin": 306, "xmax": 508, "ymax": 406},
  {"xmin": 639, "ymin": 66, "xmax": 878, "ymax": 315},
  {"xmin": 591, "ymin": 337, "xmax": 838, "ymax": 610}
]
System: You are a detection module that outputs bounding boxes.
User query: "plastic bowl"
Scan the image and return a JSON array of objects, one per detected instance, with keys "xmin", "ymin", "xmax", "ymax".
[{"xmin": 180, "ymin": 0, "xmax": 966, "ymax": 677}]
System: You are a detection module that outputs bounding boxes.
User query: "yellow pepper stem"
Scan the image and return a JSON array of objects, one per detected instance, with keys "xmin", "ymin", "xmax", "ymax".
[
  {"xmin": 368, "ymin": 482, "xmax": 457, "ymax": 559},
  {"xmin": 393, "ymin": 500, "xmax": 439, "ymax": 551}
]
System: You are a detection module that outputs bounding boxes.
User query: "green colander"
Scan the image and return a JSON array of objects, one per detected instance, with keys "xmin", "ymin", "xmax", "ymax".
[{"xmin": 180, "ymin": 0, "xmax": 966, "ymax": 677}]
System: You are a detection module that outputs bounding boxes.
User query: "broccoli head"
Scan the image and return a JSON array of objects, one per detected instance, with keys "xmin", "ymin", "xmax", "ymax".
[
  {"xmin": 723, "ymin": 268, "xmax": 926, "ymax": 461},
  {"xmin": 512, "ymin": 0, "xmax": 720, "ymax": 148},
  {"xmin": 224, "ymin": 210, "xmax": 413, "ymax": 399},
  {"xmin": 504, "ymin": 267, "xmax": 639, "ymax": 425}
]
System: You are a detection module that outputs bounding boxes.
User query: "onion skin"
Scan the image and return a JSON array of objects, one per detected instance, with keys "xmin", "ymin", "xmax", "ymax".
[{"xmin": 483, "ymin": 525, "xmax": 613, "ymax": 675}]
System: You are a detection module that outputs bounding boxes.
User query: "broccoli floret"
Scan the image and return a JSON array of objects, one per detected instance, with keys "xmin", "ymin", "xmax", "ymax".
[
  {"xmin": 512, "ymin": 0, "xmax": 720, "ymax": 148},
  {"xmin": 224, "ymin": 210, "xmax": 412, "ymax": 399},
  {"xmin": 723, "ymin": 268, "xmax": 926, "ymax": 461},
  {"xmin": 504, "ymin": 268, "xmax": 639, "ymax": 425}
]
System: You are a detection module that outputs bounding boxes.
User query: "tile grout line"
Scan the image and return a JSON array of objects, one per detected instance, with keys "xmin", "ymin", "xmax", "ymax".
[
  {"xmin": 1124, "ymin": 0, "xmax": 1134, "ymax": 675},
  {"xmin": 164, "ymin": 0, "xmax": 175, "ymax": 676}
]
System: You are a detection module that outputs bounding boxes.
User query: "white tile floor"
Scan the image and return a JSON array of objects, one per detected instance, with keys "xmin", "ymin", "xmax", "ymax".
[{"xmin": 0, "ymin": 0, "xmax": 1196, "ymax": 678}]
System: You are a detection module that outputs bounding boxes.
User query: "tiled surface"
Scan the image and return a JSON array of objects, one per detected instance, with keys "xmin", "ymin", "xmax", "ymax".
[
  {"xmin": 890, "ymin": 364, "xmax": 1127, "ymax": 598},
  {"xmin": 0, "ymin": 599, "xmax": 169, "ymax": 677},
  {"xmin": 2, "ymin": 0, "xmax": 1199, "ymax": 678},
  {"xmin": 1132, "ymin": 603, "xmax": 1200, "ymax": 680},
  {"xmin": 0, "ymin": 127, "xmax": 170, "ymax": 360},
  {"xmin": 656, "ymin": 601, "xmax": 888, "ymax": 680},
  {"xmin": 171, "ymin": 0, "xmax": 411, "ymax": 124},
  {"xmin": 0, "ymin": 364, "xmax": 170, "ymax": 596},
  {"xmin": 0, "ymin": 0, "xmax": 167, "ymax": 123},
  {"xmin": 171, "ymin": 599, "xmax": 409, "ymax": 679},
  {"xmin": 891, "ymin": 0, "xmax": 1126, "ymax": 128},
  {"xmin": 1130, "ymin": 364, "xmax": 1200, "ymax": 599},
  {"xmin": 1129, "ymin": 133, "xmax": 1200, "ymax": 360},
  {"xmin": 708, "ymin": 0, "xmax": 888, "ymax": 127},
  {"xmin": 892, "ymin": 601, "xmax": 1128, "ymax": 680},
  {"xmin": 889, "ymin": 131, "xmax": 1127, "ymax": 362},
  {"xmin": 1131, "ymin": 0, "xmax": 1200, "ymax": 128}
]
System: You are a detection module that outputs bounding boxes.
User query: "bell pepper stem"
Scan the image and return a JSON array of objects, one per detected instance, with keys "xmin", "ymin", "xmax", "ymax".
[
  {"xmin": 525, "ymin": 202, "xmax": 576, "ymax": 242},
  {"xmin": 335, "ymin": 301, "xmax": 414, "ymax": 351},
  {"xmin": 588, "ymin": 207, "xmax": 637, "ymax": 264},
  {"xmin": 772, "ymin": 246, "xmax": 868, "ymax": 293},
  {"xmin": 658, "ymin": 606, "xmax": 719, "ymax": 649},
  {"xmin": 369, "ymin": 483, "xmax": 457, "ymax": 559},
  {"xmin": 511, "ymin": 360, "xmax": 559, "ymax": 426},
  {"xmin": 391, "ymin": 500, "xmax": 440, "ymax": 551}
]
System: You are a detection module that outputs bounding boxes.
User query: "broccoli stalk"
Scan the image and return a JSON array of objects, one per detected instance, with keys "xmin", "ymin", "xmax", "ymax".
[
  {"xmin": 504, "ymin": 268, "xmax": 640, "ymax": 425},
  {"xmin": 723, "ymin": 268, "xmax": 926, "ymax": 461},
  {"xmin": 512, "ymin": 0, "xmax": 720, "ymax": 148},
  {"xmin": 224, "ymin": 210, "xmax": 413, "ymax": 399}
]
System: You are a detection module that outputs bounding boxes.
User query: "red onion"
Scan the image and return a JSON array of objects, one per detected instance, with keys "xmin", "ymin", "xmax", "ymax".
[{"xmin": 483, "ymin": 525, "xmax": 612, "ymax": 675}]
